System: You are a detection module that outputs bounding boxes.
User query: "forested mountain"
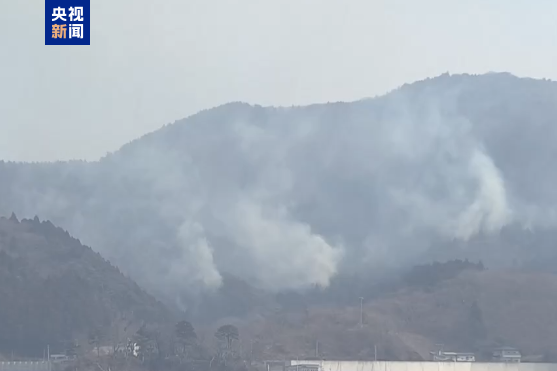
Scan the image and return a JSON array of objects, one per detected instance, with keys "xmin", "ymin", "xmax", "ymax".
[
  {"xmin": 0, "ymin": 215, "xmax": 171, "ymax": 357},
  {"xmin": 1, "ymin": 72, "xmax": 557, "ymax": 318}
]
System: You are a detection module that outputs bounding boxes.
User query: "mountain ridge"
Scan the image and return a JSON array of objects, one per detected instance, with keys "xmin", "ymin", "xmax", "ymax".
[
  {"xmin": 0, "ymin": 214, "xmax": 173, "ymax": 357},
  {"xmin": 1, "ymin": 72, "xmax": 557, "ymax": 317}
]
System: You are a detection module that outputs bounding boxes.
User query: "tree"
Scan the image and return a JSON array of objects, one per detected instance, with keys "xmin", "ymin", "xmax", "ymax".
[
  {"xmin": 175, "ymin": 320, "xmax": 196, "ymax": 344},
  {"xmin": 175, "ymin": 320, "xmax": 197, "ymax": 357},
  {"xmin": 133, "ymin": 323, "xmax": 166, "ymax": 364},
  {"xmin": 215, "ymin": 325, "xmax": 239, "ymax": 350},
  {"xmin": 133, "ymin": 324, "xmax": 154, "ymax": 363},
  {"xmin": 9, "ymin": 212, "xmax": 18, "ymax": 223}
]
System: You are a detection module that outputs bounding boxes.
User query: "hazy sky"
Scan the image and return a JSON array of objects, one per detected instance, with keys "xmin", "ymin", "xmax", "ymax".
[{"xmin": 1, "ymin": 0, "xmax": 556, "ymax": 162}]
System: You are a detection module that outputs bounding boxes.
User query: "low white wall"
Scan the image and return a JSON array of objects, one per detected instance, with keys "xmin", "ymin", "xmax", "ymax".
[
  {"xmin": 0, "ymin": 361, "xmax": 50, "ymax": 371},
  {"xmin": 290, "ymin": 361, "xmax": 557, "ymax": 371}
]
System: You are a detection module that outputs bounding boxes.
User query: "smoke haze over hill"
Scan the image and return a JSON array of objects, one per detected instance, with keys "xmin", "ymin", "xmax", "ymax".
[{"xmin": 1, "ymin": 73, "xmax": 557, "ymax": 310}]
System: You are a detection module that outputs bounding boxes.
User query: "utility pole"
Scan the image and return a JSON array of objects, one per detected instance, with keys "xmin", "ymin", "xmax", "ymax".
[
  {"xmin": 248, "ymin": 339, "xmax": 255, "ymax": 368},
  {"xmin": 374, "ymin": 345, "xmax": 377, "ymax": 361},
  {"xmin": 315, "ymin": 340, "xmax": 319, "ymax": 358},
  {"xmin": 359, "ymin": 297, "xmax": 364, "ymax": 328}
]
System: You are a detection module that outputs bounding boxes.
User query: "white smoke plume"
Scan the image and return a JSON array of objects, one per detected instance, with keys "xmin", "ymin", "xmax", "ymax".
[
  {"xmin": 454, "ymin": 149, "xmax": 512, "ymax": 240},
  {"xmin": 1, "ymin": 73, "xmax": 556, "ymax": 303}
]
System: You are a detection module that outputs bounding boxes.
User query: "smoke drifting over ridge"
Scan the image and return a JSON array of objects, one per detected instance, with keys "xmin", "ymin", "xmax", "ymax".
[{"xmin": 1, "ymin": 73, "xmax": 556, "ymax": 304}]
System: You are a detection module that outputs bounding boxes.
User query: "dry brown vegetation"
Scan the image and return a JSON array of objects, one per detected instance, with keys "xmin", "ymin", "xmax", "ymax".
[
  {"xmin": 223, "ymin": 269, "xmax": 557, "ymax": 361},
  {"xmin": 3, "ymin": 212, "xmax": 557, "ymax": 365}
]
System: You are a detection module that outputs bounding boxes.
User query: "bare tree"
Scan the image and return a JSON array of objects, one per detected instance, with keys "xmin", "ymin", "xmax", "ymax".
[{"xmin": 215, "ymin": 324, "xmax": 239, "ymax": 350}]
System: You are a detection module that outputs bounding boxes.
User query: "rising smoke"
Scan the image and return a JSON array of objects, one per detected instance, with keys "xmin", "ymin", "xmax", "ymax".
[{"xmin": 1, "ymin": 73, "xmax": 556, "ymax": 304}]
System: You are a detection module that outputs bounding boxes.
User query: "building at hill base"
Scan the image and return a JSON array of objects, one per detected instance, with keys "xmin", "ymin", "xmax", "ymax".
[{"xmin": 285, "ymin": 361, "xmax": 557, "ymax": 371}]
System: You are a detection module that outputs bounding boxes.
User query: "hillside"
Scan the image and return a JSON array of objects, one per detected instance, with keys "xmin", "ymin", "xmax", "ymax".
[
  {"xmin": 226, "ymin": 267, "xmax": 557, "ymax": 361},
  {"xmin": 1, "ymin": 212, "xmax": 557, "ymax": 363},
  {"xmin": 0, "ymin": 214, "xmax": 172, "ymax": 357},
  {"xmin": 1, "ymin": 72, "xmax": 557, "ymax": 317}
]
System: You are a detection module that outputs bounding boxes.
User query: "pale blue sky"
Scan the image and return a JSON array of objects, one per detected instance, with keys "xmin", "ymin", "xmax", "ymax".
[{"xmin": 1, "ymin": 0, "xmax": 556, "ymax": 161}]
